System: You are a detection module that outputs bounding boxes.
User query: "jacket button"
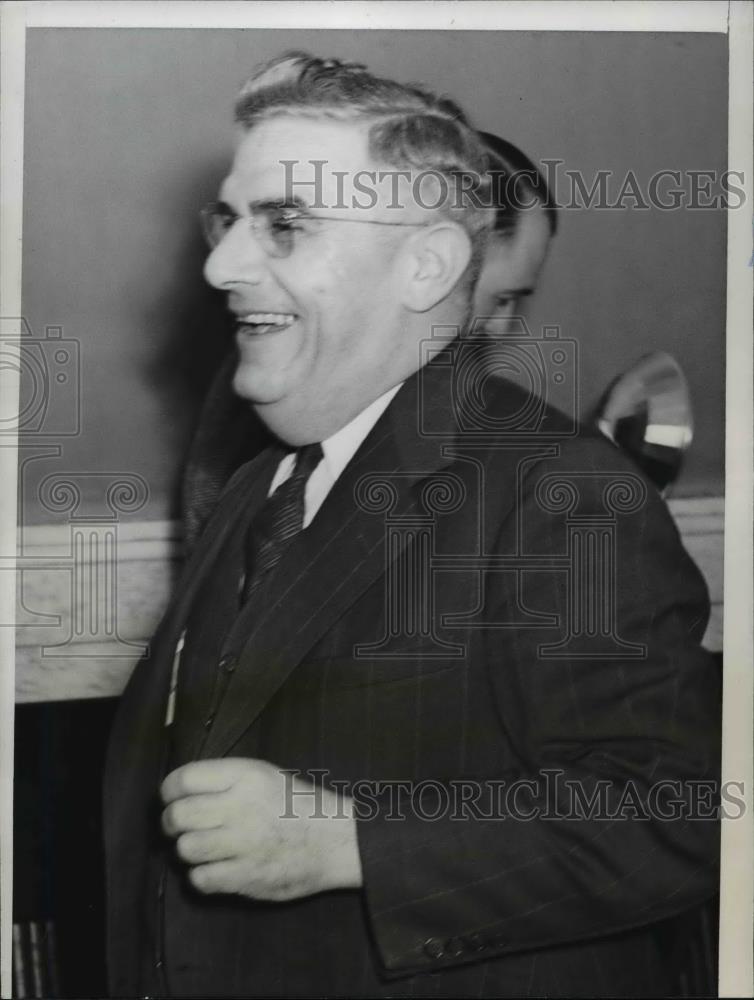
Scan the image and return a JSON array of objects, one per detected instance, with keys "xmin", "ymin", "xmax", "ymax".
[
  {"xmin": 465, "ymin": 932, "xmax": 486, "ymax": 951},
  {"xmin": 218, "ymin": 654, "xmax": 236, "ymax": 673},
  {"xmin": 446, "ymin": 936, "xmax": 466, "ymax": 957},
  {"xmin": 423, "ymin": 937, "xmax": 445, "ymax": 959},
  {"xmin": 204, "ymin": 714, "xmax": 215, "ymax": 729}
]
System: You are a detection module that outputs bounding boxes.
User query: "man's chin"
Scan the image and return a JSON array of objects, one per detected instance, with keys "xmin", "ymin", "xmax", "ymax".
[{"xmin": 231, "ymin": 365, "xmax": 285, "ymax": 405}]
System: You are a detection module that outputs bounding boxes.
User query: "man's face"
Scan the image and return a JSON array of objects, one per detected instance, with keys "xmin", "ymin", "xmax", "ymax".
[
  {"xmin": 472, "ymin": 205, "xmax": 551, "ymax": 330},
  {"xmin": 204, "ymin": 116, "xmax": 426, "ymax": 442}
]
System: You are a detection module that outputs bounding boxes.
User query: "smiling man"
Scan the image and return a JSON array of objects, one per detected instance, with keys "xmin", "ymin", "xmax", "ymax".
[
  {"xmin": 201, "ymin": 112, "xmax": 477, "ymax": 444},
  {"xmin": 105, "ymin": 53, "xmax": 720, "ymax": 998}
]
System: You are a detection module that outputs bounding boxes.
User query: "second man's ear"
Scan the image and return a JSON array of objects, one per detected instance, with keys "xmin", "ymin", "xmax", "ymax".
[{"xmin": 400, "ymin": 221, "xmax": 472, "ymax": 313}]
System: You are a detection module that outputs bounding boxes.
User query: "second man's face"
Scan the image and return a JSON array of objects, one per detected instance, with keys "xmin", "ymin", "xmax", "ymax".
[
  {"xmin": 204, "ymin": 116, "xmax": 428, "ymax": 443},
  {"xmin": 472, "ymin": 206, "xmax": 551, "ymax": 331}
]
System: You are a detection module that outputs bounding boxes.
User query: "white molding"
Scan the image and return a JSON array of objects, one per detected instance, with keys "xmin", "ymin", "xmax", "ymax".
[
  {"xmin": 24, "ymin": 2, "xmax": 728, "ymax": 33},
  {"xmin": 14, "ymin": 518, "xmax": 181, "ymax": 562},
  {"xmin": 14, "ymin": 498, "xmax": 724, "ymax": 702},
  {"xmin": 15, "ymin": 499, "xmax": 724, "ymax": 559},
  {"xmin": 667, "ymin": 496, "xmax": 724, "ymax": 535}
]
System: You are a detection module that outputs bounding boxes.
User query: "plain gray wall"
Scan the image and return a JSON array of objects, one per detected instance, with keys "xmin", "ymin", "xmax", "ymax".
[{"xmin": 20, "ymin": 28, "xmax": 727, "ymax": 522}]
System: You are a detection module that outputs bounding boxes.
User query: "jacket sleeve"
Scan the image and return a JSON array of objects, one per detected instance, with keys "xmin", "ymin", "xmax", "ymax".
[{"xmin": 355, "ymin": 441, "xmax": 721, "ymax": 975}]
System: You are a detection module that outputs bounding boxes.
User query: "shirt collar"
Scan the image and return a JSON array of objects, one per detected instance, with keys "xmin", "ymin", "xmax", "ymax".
[{"xmin": 320, "ymin": 382, "xmax": 404, "ymax": 484}]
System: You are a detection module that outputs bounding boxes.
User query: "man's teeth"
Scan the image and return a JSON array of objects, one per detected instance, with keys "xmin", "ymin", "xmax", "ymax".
[{"xmin": 238, "ymin": 313, "xmax": 296, "ymax": 327}]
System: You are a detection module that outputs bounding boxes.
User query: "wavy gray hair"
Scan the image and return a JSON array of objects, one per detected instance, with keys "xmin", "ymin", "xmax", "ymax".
[{"xmin": 234, "ymin": 52, "xmax": 494, "ymax": 290}]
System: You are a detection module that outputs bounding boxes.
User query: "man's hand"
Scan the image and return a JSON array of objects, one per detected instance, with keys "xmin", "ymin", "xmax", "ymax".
[{"xmin": 160, "ymin": 758, "xmax": 362, "ymax": 901}]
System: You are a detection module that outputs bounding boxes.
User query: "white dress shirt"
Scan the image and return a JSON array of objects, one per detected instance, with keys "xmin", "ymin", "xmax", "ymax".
[{"xmin": 267, "ymin": 383, "xmax": 403, "ymax": 527}]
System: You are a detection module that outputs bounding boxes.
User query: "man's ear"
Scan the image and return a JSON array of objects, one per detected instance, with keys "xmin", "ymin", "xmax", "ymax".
[{"xmin": 400, "ymin": 222, "xmax": 472, "ymax": 312}]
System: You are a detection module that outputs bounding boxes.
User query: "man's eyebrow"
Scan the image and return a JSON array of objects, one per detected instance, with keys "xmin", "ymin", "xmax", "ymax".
[{"xmin": 247, "ymin": 196, "xmax": 311, "ymax": 213}]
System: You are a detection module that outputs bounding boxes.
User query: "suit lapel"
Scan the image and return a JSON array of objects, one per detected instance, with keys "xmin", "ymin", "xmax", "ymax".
[
  {"xmin": 201, "ymin": 361, "xmax": 459, "ymax": 758},
  {"xmin": 155, "ymin": 445, "xmax": 283, "ymax": 669}
]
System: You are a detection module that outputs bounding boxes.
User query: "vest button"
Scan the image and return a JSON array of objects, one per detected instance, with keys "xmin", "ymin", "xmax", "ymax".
[{"xmin": 204, "ymin": 714, "xmax": 215, "ymax": 729}]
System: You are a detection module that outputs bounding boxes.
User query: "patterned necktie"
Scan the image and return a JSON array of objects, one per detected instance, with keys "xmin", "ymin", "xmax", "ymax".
[{"xmin": 240, "ymin": 443, "xmax": 324, "ymax": 604}]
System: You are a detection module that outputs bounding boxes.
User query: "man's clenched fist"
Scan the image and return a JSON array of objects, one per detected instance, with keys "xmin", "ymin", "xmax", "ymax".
[{"xmin": 160, "ymin": 758, "xmax": 362, "ymax": 901}]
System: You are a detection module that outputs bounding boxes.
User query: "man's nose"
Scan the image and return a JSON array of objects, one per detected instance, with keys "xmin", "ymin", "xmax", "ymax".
[{"xmin": 203, "ymin": 221, "xmax": 269, "ymax": 289}]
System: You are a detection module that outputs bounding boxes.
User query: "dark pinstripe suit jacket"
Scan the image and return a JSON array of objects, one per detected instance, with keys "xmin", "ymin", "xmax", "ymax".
[{"xmin": 105, "ymin": 348, "xmax": 720, "ymax": 997}]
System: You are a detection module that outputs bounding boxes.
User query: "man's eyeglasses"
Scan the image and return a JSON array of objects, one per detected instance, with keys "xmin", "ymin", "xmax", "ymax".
[{"xmin": 200, "ymin": 200, "xmax": 429, "ymax": 259}]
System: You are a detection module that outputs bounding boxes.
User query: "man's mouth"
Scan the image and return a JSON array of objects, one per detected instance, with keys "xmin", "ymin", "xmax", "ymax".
[{"xmin": 236, "ymin": 312, "xmax": 297, "ymax": 336}]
